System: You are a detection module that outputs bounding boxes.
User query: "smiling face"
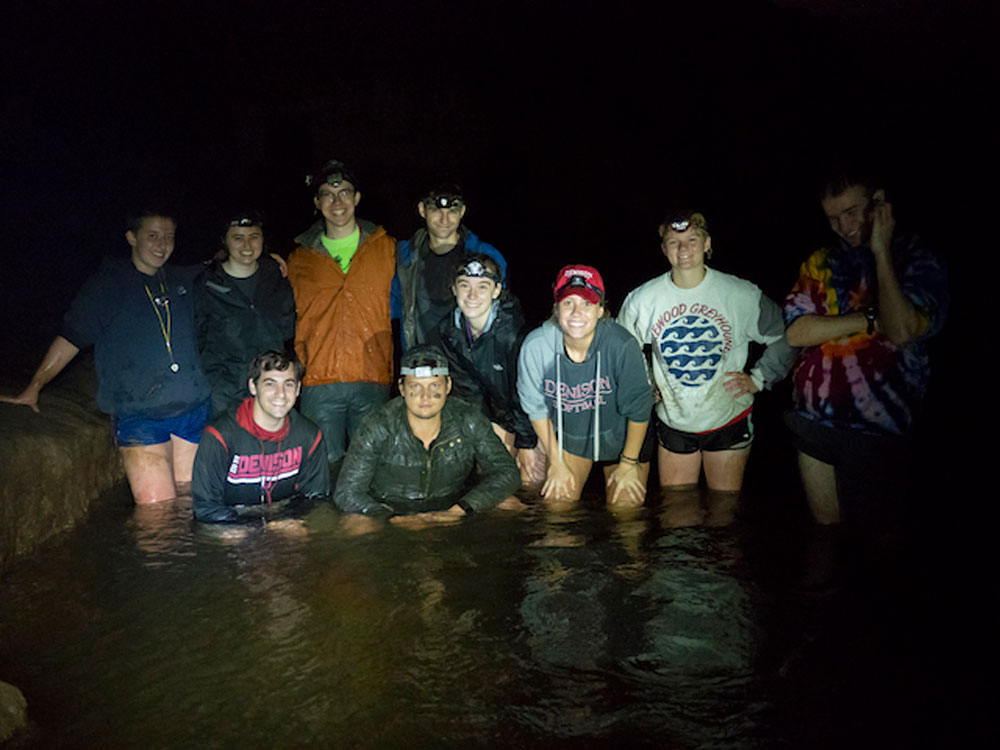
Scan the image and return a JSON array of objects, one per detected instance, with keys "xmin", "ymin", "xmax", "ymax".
[
  {"xmin": 661, "ymin": 226, "xmax": 710, "ymax": 272},
  {"xmin": 821, "ymin": 184, "xmax": 880, "ymax": 248},
  {"xmin": 453, "ymin": 273, "xmax": 501, "ymax": 324},
  {"xmin": 418, "ymin": 200, "xmax": 466, "ymax": 249},
  {"xmin": 401, "ymin": 374, "xmax": 451, "ymax": 422},
  {"xmin": 557, "ymin": 293, "xmax": 603, "ymax": 346},
  {"xmin": 126, "ymin": 216, "xmax": 176, "ymax": 275},
  {"xmin": 314, "ymin": 181, "xmax": 361, "ymax": 238},
  {"xmin": 223, "ymin": 224, "xmax": 264, "ymax": 274},
  {"xmin": 249, "ymin": 367, "xmax": 301, "ymax": 430}
]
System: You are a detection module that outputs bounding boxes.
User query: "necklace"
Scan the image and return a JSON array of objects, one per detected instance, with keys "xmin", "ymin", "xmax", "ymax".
[{"xmin": 145, "ymin": 273, "xmax": 179, "ymax": 373}]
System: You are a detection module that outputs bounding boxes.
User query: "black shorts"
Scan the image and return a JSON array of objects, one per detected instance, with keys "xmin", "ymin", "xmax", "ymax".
[
  {"xmin": 655, "ymin": 412, "xmax": 754, "ymax": 454},
  {"xmin": 784, "ymin": 410, "xmax": 909, "ymax": 530}
]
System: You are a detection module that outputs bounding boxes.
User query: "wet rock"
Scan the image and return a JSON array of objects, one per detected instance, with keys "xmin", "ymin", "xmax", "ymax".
[
  {"xmin": 0, "ymin": 680, "xmax": 27, "ymax": 742},
  {"xmin": 0, "ymin": 356, "xmax": 124, "ymax": 573}
]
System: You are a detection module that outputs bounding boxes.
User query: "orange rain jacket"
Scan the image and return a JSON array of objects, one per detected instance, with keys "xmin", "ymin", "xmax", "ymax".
[{"xmin": 287, "ymin": 219, "xmax": 396, "ymax": 387}]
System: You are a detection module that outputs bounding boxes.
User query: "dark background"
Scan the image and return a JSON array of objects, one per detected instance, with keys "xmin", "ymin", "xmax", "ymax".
[{"xmin": 0, "ymin": 0, "xmax": 993, "ymax": 740}]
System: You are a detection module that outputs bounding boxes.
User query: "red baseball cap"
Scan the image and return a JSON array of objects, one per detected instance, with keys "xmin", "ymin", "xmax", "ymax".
[{"xmin": 553, "ymin": 265, "xmax": 605, "ymax": 305}]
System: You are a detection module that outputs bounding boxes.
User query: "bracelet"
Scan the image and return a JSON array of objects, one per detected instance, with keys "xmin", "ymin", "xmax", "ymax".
[
  {"xmin": 619, "ymin": 454, "xmax": 639, "ymax": 465},
  {"xmin": 864, "ymin": 306, "xmax": 877, "ymax": 335}
]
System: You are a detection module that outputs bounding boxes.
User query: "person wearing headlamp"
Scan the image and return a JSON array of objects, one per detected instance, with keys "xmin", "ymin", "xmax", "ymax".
[
  {"xmin": 437, "ymin": 254, "xmax": 544, "ymax": 487},
  {"xmin": 286, "ymin": 159, "xmax": 396, "ymax": 471},
  {"xmin": 517, "ymin": 265, "xmax": 654, "ymax": 505},
  {"xmin": 194, "ymin": 211, "xmax": 296, "ymax": 418},
  {"xmin": 334, "ymin": 345, "xmax": 520, "ymax": 520},
  {"xmin": 394, "ymin": 182, "xmax": 508, "ymax": 350},
  {"xmin": 618, "ymin": 211, "xmax": 793, "ymax": 526}
]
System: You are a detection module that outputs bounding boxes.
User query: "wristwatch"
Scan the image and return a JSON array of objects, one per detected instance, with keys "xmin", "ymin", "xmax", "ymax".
[{"xmin": 864, "ymin": 306, "xmax": 877, "ymax": 335}]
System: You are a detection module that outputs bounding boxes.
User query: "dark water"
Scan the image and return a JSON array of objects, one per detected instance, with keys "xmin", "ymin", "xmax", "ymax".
[{"xmin": 1, "ymin": 476, "xmax": 922, "ymax": 749}]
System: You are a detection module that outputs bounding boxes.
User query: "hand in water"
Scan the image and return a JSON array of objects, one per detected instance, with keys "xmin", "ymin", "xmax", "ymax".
[
  {"xmin": 607, "ymin": 462, "xmax": 645, "ymax": 506},
  {"xmin": 341, "ymin": 514, "xmax": 382, "ymax": 537},
  {"xmin": 541, "ymin": 461, "xmax": 576, "ymax": 500},
  {"xmin": 390, "ymin": 505, "xmax": 465, "ymax": 529}
]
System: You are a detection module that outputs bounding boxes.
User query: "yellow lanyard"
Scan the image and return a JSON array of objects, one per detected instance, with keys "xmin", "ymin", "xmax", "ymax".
[{"xmin": 144, "ymin": 274, "xmax": 179, "ymax": 373}]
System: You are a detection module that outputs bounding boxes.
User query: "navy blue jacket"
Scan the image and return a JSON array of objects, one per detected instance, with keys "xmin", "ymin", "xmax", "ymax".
[{"xmin": 61, "ymin": 256, "xmax": 210, "ymax": 418}]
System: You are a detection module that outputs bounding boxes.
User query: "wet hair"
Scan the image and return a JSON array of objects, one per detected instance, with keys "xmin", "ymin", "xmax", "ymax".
[
  {"xmin": 126, "ymin": 207, "xmax": 177, "ymax": 234},
  {"xmin": 818, "ymin": 166, "xmax": 880, "ymax": 201},
  {"xmin": 249, "ymin": 350, "xmax": 305, "ymax": 386}
]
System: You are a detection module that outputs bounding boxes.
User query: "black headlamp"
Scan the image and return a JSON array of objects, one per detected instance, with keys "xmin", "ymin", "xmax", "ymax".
[{"xmin": 457, "ymin": 259, "xmax": 499, "ymax": 283}]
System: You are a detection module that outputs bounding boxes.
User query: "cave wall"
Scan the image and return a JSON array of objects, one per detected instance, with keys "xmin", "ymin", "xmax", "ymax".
[{"xmin": 0, "ymin": 357, "xmax": 124, "ymax": 573}]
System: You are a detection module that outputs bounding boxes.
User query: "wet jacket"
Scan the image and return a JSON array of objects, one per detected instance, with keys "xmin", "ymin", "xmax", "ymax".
[
  {"xmin": 192, "ymin": 398, "xmax": 329, "ymax": 523},
  {"xmin": 194, "ymin": 256, "xmax": 296, "ymax": 416},
  {"xmin": 393, "ymin": 226, "xmax": 507, "ymax": 350},
  {"xmin": 517, "ymin": 318, "xmax": 653, "ymax": 461},
  {"xmin": 288, "ymin": 220, "xmax": 396, "ymax": 387},
  {"xmin": 334, "ymin": 396, "xmax": 520, "ymax": 518},
  {"xmin": 436, "ymin": 295, "xmax": 537, "ymax": 448}
]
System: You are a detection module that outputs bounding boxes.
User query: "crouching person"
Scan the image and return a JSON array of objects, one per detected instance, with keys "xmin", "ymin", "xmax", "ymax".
[
  {"xmin": 334, "ymin": 345, "xmax": 520, "ymax": 522},
  {"xmin": 192, "ymin": 350, "xmax": 330, "ymax": 523}
]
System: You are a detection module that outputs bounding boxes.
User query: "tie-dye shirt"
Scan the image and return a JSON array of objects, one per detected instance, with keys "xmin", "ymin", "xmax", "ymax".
[{"xmin": 783, "ymin": 234, "xmax": 947, "ymax": 436}]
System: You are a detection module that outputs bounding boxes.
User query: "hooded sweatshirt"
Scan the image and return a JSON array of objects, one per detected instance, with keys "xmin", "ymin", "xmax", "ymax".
[{"xmin": 517, "ymin": 318, "xmax": 653, "ymax": 461}]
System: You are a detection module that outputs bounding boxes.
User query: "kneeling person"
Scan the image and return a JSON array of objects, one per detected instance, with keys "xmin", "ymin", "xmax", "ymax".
[
  {"xmin": 193, "ymin": 351, "xmax": 330, "ymax": 523},
  {"xmin": 334, "ymin": 346, "xmax": 520, "ymax": 518}
]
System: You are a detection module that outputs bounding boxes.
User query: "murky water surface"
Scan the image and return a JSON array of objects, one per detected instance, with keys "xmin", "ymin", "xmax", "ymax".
[{"xmin": 1, "ymin": 484, "xmax": 917, "ymax": 749}]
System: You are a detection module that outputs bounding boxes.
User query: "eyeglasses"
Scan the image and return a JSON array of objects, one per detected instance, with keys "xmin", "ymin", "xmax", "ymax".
[{"xmin": 317, "ymin": 187, "xmax": 356, "ymax": 202}]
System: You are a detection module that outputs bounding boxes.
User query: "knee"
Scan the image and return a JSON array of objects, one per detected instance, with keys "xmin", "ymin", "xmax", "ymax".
[{"xmin": 660, "ymin": 485, "xmax": 705, "ymax": 527}]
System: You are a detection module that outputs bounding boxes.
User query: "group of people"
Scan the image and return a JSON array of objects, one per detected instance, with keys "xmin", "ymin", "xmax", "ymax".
[{"xmin": 1, "ymin": 160, "xmax": 947, "ymax": 545}]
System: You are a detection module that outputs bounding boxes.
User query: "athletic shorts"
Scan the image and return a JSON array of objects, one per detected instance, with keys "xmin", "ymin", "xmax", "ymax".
[
  {"xmin": 655, "ymin": 412, "xmax": 754, "ymax": 454},
  {"xmin": 784, "ymin": 410, "xmax": 909, "ymax": 531},
  {"xmin": 114, "ymin": 400, "xmax": 211, "ymax": 447}
]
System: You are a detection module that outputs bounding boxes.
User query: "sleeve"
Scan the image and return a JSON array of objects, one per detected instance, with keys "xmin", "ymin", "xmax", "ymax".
[
  {"xmin": 783, "ymin": 250, "xmax": 828, "ymax": 328},
  {"xmin": 276, "ymin": 276, "xmax": 297, "ymax": 344},
  {"xmin": 458, "ymin": 410, "xmax": 521, "ymax": 512},
  {"xmin": 615, "ymin": 290, "xmax": 646, "ymax": 345},
  {"xmin": 390, "ymin": 271, "xmax": 402, "ymax": 321},
  {"xmin": 614, "ymin": 334, "xmax": 655, "ymax": 423},
  {"xmin": 191, "ymin": 427, "xmax": 240, "ymax": 523},
  {"xmin": 295, "ymin": 428, "xmax": 331, "ymax": 498},
  {"xmin": 59, "ymin": 271, "xmax": 110, "ymax": 350},
  {"xmin": 333, "ymin": 416, "xmax": 395, "ymax": 518},
  {"xmin": 505, "ymin": 327, "xmax": 537, "ymax": 449},
  {"xmin": 390, "ymin": 238, "xmax": 409, "ymax": 322},
  {"xmin": 747, "ymin": 292, "xmax": 795, "ymax": 391},
  {"xmin": 899, "ymin": 238, "xmax": 948, "ymax": 340},
  {"xmin": 286, "ymin": 253, "xmax": 312, "ymax": 367},
  {"xmin": 516, "ymin": 332, "xmax": 550, "ymax": 422},
  {"xmin": 193, "ymin": 272, "xmax": 210, "ymax": 354}
]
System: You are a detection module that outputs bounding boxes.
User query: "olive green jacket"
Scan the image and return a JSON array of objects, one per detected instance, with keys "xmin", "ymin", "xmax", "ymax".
[{"xmin": 334, "ymin": 396, "xmax": 520, "ymax": 517}]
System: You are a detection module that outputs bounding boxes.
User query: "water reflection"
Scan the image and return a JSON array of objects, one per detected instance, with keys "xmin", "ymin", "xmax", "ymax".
[{"xmin": 0, "ymin": 488, "xmax": 912, "ymax": 748}]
